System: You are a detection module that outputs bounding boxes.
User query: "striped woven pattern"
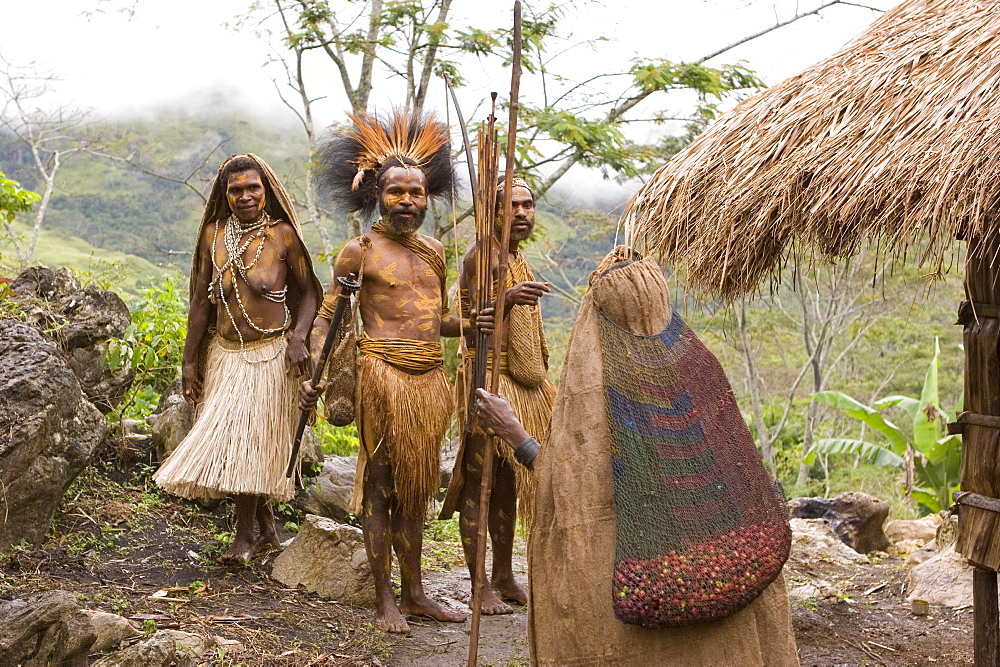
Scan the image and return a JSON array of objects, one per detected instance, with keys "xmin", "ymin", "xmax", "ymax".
[{"xmin": 600, "ymin": 309, "xmax": 790, "ymax": 628}]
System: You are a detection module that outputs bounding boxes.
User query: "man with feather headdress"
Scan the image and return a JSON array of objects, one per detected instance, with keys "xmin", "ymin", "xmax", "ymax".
[
  {"xmin": 154, "ymin": 154, "xmax": 321, "ymax": 565},
  {"xmin": 301, "ymin": 110, "xmax": 467, "ymax": 633}
]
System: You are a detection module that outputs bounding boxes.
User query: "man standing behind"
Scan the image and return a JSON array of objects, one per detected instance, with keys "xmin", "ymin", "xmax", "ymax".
[
  {"xmin": 301, "ymin": 111, "xmax": 466, "ymax": 633},
  {"xmin": 154, "ymin": 154, "xmax": 321, "ymax": 565},
  {"xmin": 440, "ymin": 175, "xmax": 556, "ymax": 615}
]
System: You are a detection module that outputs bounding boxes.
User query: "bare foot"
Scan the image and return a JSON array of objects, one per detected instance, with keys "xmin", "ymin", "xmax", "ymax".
[
  {"xmin": 474, "ymin": 586, "xmax": 513, "ymax": 616},
  {"xmin": 401, "ymin": 594, "xmax": 468, "ymax": 623},
  {"xmin": 251, "ymin": 533, "xmax": 281, "ymax": 558},
  {"xmin": 216, "ymin": 537, "xmax": 253, "ymax": 565},
  {"xmin": 375, "ymin": 604, "xmax": 411, "ymax": 634},
  {"xmin": 492, "ymin": 576, "xmax": 528, "ymax": 606}
]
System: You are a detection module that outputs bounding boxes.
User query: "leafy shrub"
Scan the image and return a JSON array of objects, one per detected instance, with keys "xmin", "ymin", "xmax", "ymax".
[
  {"xmin": 808, "ymin": 339, "xmax": 961, "ymax": 514},
  {"xmin": 105, "ymin": 276, "xmax": 187, "ymax": 421},
  {"xmin": 314, "ymin": 419, "xmax": 360, "ymax": 457}
]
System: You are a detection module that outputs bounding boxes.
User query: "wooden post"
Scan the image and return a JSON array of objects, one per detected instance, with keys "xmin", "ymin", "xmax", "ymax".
[
  {"xmin": 974, "ymin": 565, "xmax": 999, "ymax": 666},
  {"xmin": 957, "ymin": 232, "xmax": 1000, "ymax": 665}
]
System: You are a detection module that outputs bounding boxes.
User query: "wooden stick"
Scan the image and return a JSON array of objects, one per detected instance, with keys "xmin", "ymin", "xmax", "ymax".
[{"xmin": 468, "ymin": 4, "xmax": 522, "ymax": 666}]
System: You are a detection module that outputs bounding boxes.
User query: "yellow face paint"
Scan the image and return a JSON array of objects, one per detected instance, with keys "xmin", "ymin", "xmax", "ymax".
[{"xmin": 226, "ymin": 170, "xmax": 266, "ymax": 224}]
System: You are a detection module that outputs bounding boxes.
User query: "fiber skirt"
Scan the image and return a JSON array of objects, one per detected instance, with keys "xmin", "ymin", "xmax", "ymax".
[
  {"xmin": 351, "ymin": 354, "xmax": 453, "ymax": 518},
  {"xmin": 154, "ymin": 334, "xmax": 300, "ymax": 502}
]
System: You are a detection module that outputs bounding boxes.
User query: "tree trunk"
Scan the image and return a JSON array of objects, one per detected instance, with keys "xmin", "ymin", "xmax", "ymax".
[
  {"xmin": 26, "ymin": 155, "xmax": 57, "ymax": 266},
  {"xmin": 739, "ymin": 300, "xmax": 775, "ymax": 470}
]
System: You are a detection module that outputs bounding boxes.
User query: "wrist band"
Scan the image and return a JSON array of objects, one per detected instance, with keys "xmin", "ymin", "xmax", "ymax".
[{"xmin": 513, "ymin": 436, "xmax": 540, "ymax": 470}]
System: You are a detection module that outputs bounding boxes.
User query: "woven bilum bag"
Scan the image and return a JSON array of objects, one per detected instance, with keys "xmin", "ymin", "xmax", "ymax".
[
  {"xmin": 320, "ymin": 302, "xmax": 358, "ymax": 427},
  {"xmin": 600, "ymin": 308, "xmax": 790, "ymax": 628}
]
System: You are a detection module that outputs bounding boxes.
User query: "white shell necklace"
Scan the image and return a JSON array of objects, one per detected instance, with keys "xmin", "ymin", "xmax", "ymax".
[{"xmin": 208, "ymin": 211, "xmax": 290, "ymax": 363}]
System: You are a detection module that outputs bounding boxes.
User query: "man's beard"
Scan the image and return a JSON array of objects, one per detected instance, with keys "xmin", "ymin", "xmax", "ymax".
[
  {"xmin": 384, "ymin": 207, "xmax": 426, "ymax": 233},
  {"xmin": 495, "ymin": 219, "xmax": 533, "ymax": 242}
]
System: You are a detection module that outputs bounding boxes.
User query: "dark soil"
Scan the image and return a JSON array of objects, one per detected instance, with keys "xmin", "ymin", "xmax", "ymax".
[
  {"xmin": 785, "ymin": 557, "xmax": 972, "ymax": 666},
  {"xmin": 0, "ymin": 442, "xmax": 974, "ymax": 665}
]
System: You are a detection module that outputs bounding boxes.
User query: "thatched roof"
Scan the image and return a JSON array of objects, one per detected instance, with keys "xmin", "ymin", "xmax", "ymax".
[{"xmin": 622, "ymin": 0, "xmax": 1000, "ymax": 298}]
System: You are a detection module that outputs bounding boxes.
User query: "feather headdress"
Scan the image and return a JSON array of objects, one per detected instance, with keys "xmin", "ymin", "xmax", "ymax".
[{"xmin": 318, "ymin": 109, "xmax": 454, "ymax": 220}]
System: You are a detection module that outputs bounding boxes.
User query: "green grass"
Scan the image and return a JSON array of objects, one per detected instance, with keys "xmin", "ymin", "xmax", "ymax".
[{"xmin": 1, "ymin": 220, "xmax": 175, "ymax": 292}]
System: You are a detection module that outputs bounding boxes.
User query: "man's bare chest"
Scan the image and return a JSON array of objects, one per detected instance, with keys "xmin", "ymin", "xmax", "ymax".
[{"xmin": 363, "ymin": 245, "xmax": 441, "ymax": 296}]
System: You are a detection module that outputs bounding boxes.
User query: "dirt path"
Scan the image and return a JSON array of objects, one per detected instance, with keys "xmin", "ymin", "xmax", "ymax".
[
  {"xmin": 388, "ymin": 553, "xmax": 975, "ymax": 666},
  {"xmin": 385, "ymin": 561, "xmax": 530, "ymax": 666},
  {"xmin": 0, "ymin": 453, "xmax": 975, "ymax": 665}
]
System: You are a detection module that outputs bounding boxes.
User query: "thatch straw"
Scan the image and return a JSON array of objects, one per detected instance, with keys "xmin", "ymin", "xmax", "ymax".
[{"xmin": 623, "ymin": 0, "xmax": 1000, "ymax": 298}]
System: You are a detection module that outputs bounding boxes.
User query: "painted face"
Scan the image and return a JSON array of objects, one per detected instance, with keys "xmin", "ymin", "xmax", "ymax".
[
  {"xmin": 496, "ymin": 185, "xmax": 535, "ymax": 242},
  {"xmin": 378, "ymin": 166, "xmax": 428, "ymax": 233},
  {"xmin": 226, "ymin": 169, "xmax": 266, "ymax": 223}
]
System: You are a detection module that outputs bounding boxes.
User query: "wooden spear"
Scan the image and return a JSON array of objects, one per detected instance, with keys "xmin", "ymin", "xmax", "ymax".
[{"xmin": 468, "ymin": 3, "xmax": 522, "ymax": 665}]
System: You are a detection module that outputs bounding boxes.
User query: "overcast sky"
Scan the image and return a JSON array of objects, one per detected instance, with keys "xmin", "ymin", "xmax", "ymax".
[
  {"xmin": 0, "ymin": 0, "xmax": 894, "ymax": 199},
  {"xmin": 0, "ymin": 1, "xmax": 893, "ymax": 116}
]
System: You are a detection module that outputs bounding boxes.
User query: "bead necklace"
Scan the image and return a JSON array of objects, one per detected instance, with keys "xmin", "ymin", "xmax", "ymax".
[{"xmin": 208, "ymin": 212, "xmax": 290, "ymax": 363}]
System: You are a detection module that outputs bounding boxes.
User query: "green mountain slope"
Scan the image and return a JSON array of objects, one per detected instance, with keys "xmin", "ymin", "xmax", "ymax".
[{"xmin": 1, "ymin": 220, "xmax": 178, "ymax": 291}]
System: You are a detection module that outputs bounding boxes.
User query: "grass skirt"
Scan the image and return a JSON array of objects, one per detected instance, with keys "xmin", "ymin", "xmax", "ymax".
[
  {"xmin": 351, "ymin": 355, "xmax": 453, "ymax": 518},
  {"xmin": 153, "ymin": 334, "xmax": 299, "ymax": 502}
]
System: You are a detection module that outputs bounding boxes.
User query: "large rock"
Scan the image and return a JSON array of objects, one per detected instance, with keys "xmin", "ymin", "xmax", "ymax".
[
  {"xmin": 298, "ymin": 455, "xmax": 358, "ymax": 521},
  {"xmin": 149, "ymin": 379, "xmax": 323, "ymax": 467},
  {"xmin": 886, "ymin": 515, "xmax": 942, "ymax": 545},
  {"xmin": 0, "ymin": 590, "xmax": 96, "ymax": 667},
  {"xmin": 788, "ymin": 491, "xmax": 890, "ymax": 553},
  {"xmin": 9, "ymin": 266, "xmax": 133, "ymax": 412},
  {"xmin": 272, "ymin": 514, "xmax": 375, "ymax": 606},
  {"xmin": 83, "ymin": 610, "xmax": 142, "ymax": 654},
  {"xmin": 92, "ymin": 629, "xmax": 221, "ymax": 667},
  {"xmin": 907, "ymin": 544, "xmax": 975, "ymax": 608},
  {"xmin": 0, "ymin": 320, "xmax": 108, "ymax": 548},
  {"xmin": 886, "ymin": 514, "xmax": 942, "ymax": 556},
  {"xmin": 148, "ymin": 379, "xmax": 195, "ymax": 462},
  {"xmin": 790, "ymin": 517, "xmax": 866, "ymax": 564},
  {"xmin": 906, "ymin": 540, "xmax": 940, "ymax": 568}
]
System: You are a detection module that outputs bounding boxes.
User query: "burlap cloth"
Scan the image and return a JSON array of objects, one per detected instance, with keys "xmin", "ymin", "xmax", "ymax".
[{"xmin": 526, "ymin": 251, "xmax": 799, "ymax": 666}]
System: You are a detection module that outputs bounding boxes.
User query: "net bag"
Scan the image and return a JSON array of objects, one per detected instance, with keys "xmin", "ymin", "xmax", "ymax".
[
  {"xmin": 600, "ymin": 309, "xmax": 790, "ymax": 628},
  {"xmin": 320, "ymin": 306, "xmax": 357, "ymax": 427}
]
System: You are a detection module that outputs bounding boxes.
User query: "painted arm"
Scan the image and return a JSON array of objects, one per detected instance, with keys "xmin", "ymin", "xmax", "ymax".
[{"xmin": 300, "ymin": 239, "xmax": 362, "ymax": 410}]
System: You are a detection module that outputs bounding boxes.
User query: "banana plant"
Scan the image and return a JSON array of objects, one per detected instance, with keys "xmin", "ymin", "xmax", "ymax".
[{"xmin": 806, "ymin": 338, "xmax": 961, "ymax": 513}]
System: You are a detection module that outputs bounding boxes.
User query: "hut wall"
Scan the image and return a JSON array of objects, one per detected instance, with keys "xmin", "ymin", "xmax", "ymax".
[{"xmin": 957, "ymin": 234, "xmax": 1000, "ymax": 569}]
